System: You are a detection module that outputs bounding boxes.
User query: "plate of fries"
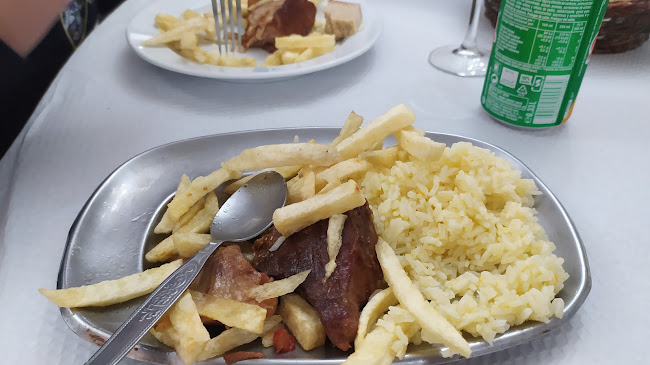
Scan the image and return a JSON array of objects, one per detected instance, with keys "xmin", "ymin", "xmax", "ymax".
[
  {"xmin": 43, "ymin": 105, "xmax": 589, "ymax": 364},
  {"xmin": 126, "ymin": 0, "xmax": 382, "ymax": 81}
]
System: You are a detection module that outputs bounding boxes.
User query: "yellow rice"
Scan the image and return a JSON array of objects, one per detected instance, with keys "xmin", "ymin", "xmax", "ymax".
[{"xmin": 360, "ymin": 142, "xmax": 569, "ymax": 344}]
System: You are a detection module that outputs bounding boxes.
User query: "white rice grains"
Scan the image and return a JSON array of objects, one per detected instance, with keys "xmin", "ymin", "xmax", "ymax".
[{"xmin": 360, "ymin": 142, "xmax": 569, "ymax": 344}]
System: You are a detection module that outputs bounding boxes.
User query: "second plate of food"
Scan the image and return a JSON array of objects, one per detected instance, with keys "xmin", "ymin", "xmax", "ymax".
[{"xmin": 126, "ymin": 0, "xmax": 382, "ymax": 82}]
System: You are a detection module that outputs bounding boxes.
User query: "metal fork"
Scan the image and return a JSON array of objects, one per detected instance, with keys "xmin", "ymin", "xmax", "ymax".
[{"xmin": 211, "ymin": 0, "xmax": 243, "ymax": 54}]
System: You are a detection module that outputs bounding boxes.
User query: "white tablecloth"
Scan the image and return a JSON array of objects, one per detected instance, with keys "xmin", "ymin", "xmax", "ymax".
[{"xmin": 1, "ymin": 0, "xmax": 648, "ymax": 364}]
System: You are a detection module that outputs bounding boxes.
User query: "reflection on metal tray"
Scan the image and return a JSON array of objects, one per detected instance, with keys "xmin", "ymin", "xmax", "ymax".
[{"xmin": 57, "ymin": 128, "xmax": 591, "ymax": 364}]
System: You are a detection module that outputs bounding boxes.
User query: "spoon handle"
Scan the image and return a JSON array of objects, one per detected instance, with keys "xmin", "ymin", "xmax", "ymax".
[{"xmin": 85, "ymin": 240, "xmax": 224, "ymax": 365}]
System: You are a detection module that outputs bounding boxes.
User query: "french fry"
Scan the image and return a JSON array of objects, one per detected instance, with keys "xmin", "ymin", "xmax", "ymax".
[
  {"xmin": 179, "ymin": 32, "xmax": 198, "ymax": 49},
  {"xmin": 281, "ymin": 50, "xmax": 300, "ymax": 64},
  {"xmin": 145, "ymin": 235, "xmax": 176, "ymax": 262},
  {"xmin": 395, "ymin": 129, "xmax": 446, "ymax": 161},
  {"xmin": 336, "ymin": 104, "xmax": 416, "ymax": 159},
  {"xmin": 263, "ymin": 50, "xmax": 284, "ymax": 66},
  {"xmin": 343, "ymin": 306, "xmax": 418, "ymax": 365},
  {"xmin": 273, "ymin": 180, "xmax": 365, "ymax": 237},
  {"xmin": 191, "ymin": 291, "xmax": 266, "ymax": 334},
  {"xmin": 222, "ymin": 143, "xmax": 341, "ymax": 172},
  {"xmin": 224, "ymin": 165, "xmax": 301, "ymax": 194},
  {"xmin": 173, "ymin": 233, "xmax": 212, "ymax": 258},
  {"xmin": 316, "ymin": 158, "xmax": 372, "ymax": 185},
  {"xmin": 175, "ymin": 192, "xmax": 219, "ymax": 233},
  {"xmin": 39, "ymin": 260, "xmax": 182, "ymax": 308},
  {"xmin": 316, "ymin": 180, "xmax": 340, "ymax": 195},
  {"xmin": 248, "ymin": 270, "xmax": 311, "ymax": 302},
  {"xmin": 181, "ymin": 9, "xmax": 202, "ymax": 19},
  {"xmin": 323, "ymin": 214, "xmax": 346, "ymax": 282},
  {"xmin": 276, "ymin": 33, "xmax": 335, "ymax": 49},
  {"xmin": 142, "ymin": 17, "xmax": 209, "ymax": 46},
  {"xmin": 375, "ymin": 239, "xmax": 471, "ymax": 358},
  {"xmin": 173, "ymin": 196, "xmax": 206, "ymax": 232},
  {"xmin": 359, "ymin": 147, "xmax": 400, "ymax": 168},
  {"xmin": 279, "ymin": 294, "xmax": 326, "ymax": 351},
  {"xmin": 166, "ymin": 168, "xmax": 242, "ymax": 221},
  {"xmin": 331, "ymin": 111, "xmax": 364, "ymax": 146},
  {"xmin": 300, "ymin": 170, "xmax": 316, "ymax": 201},
  {"xmin": 155, "ymin": 174, "xmax": 191, "ymax": 234},
  {"xmin": 198, "ymin": 315, "xmax": 282, "ymax": 361},
  {"xmin": 169, "ymin": 291, "xmax": 210, "ymax": 365},
  {"xmin": 355, "ymin": 288, "xmax": 398, "ymax": 348},
  {"xmin": 155, "ymin": 13, "xmax": 182, "ymax": 31},
  {"xmin": 286, "ymin": 175, "xmax": 304, "ymax": 205},
  {"xmin": 150, "ymin": 315, "xmax": 179, "ymax": 348}
]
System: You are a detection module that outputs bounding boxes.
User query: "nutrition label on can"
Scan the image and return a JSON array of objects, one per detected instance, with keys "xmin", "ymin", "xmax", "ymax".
[{"xmin": 481, "ymin": 0, "xmax": 598, "ymax": 127}]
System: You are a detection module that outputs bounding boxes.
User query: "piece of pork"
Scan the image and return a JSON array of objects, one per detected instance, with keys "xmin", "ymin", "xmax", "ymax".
[
  {"xmin": 242, "ymin": 0, "xmax": 316, "ymax": 52},
  {"xmin": 252, "ymin": 203, "xmax": 382, "ymax": 351},
  {"xmin": 191, "ymin": 245, "xmax": 277, "ymax": 318}
]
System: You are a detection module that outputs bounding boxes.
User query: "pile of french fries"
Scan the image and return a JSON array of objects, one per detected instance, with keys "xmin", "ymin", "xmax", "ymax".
[
  {"xmin": 39, "ymin": 104, "xmax": 472, "ymax": 364},
  {"xmin": 143, "ymin": 9, "xmax": 257, "ymax": 67},
  {"xmin": 142, "ymin": 0, "xmax": 342, "ymax": 68}
]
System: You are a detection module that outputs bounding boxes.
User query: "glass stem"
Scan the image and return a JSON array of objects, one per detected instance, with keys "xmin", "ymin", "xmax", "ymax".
[{"xmin": 460, "ymin": 0, "xmax": 483, "ymax": 51}]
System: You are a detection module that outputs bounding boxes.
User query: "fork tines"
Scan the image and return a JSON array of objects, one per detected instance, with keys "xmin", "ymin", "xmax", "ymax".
[{"xmin": 210, "ymin": 0, "xmax": 243, "ymax": 54}]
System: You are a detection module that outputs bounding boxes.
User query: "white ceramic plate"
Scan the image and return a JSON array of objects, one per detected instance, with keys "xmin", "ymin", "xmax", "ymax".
[{"xmin": 126, "ymin": 0, "xmax": 382, "ymax": 82}]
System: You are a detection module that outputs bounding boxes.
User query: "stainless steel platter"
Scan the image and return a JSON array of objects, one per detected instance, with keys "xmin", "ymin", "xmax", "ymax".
[{"xmin": 57, "ymin": 128, "xmax": 591, "ymax": 364}]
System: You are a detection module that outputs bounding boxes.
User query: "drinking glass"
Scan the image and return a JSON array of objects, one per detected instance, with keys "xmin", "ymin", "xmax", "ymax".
[{"xmin": 429, "ymin": 0, "xmax": 489, "ymax": 77}]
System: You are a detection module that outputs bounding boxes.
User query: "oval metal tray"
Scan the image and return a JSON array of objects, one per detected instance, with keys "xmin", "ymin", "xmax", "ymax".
[{"xmin": 57, "ymin": 128, "xmax": 591, "ymax": 364}]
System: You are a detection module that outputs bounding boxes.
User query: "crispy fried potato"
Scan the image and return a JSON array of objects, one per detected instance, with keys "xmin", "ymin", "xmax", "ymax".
[
  {"xmin": 248, "ymin": 270, "xmax": 311, "ymax": 302},
  {"xmin": 155, "ymin": 174, "xmax": 191, "ymax": 234},
  {"xmin": 336, "ymin": 104, "xmax": 416, "ymax": 159},
  {"xmin": 331, "ymin": 111, "xmax": 364, "ymax": 146},
  {"xmin": 150, "ymin": 315, "xmax": 179, "ymax": 347},
  {"xmin": 39, "ymin": 260, "xmax": 182, "ymax": 308},
  {"xmin": 198, "ymin": 315, "xmax": 282, "ymax": 361},
  {"xmin": 323, "ymin": 214, "xmax": 346, "ymax": 282},
  {"xmin": 222, "ymin": 143, "xmax": 341, "ymax": 172},
  {"xmin": 273, "ymin": 180, "xmax": 365, "ymax": 237},
  {"xmin": 224, "ymin": 165, "xmax": 301, "ymax": 194},
  {"xmin": 166, "ymin": 168, "xmax": 242, "ymax": 221},
  {"xmin": 145, "ymin": 236, "xmax": 177, "ymax": 262},
  {"xmin": 375, "ymin": 239, "xmax": 471, "ymax": 357},
  {"xmin": 299, "ymin": 170, "xmax": 316, "ymax": 201},
  {"xmin": 181, "ymin": 9, "xmax": 202, "ymax": 19},
  {"xmin": 173, "ymin": 233, "xmax": 212, "ymax": 258},
  {"xmin": 395, "ymin": 129, "xmax": 446, "ymax": 161},
  {"xmin": 279, "ymin": 294, "xmax": 326, "ymax": 351},
  {"xmin": 179, "ymin": 31, "xmax": 198, "ymax": 49},
  {"xmin": 316, "ymin": 180, "xmax": 341, "ymax": 195},
  {"xmin": 155, "ymin": 13, "xmax": 182, "ymax": 31},
  {"xmin": 169, "ymin": 291, "xmax": 210, "ymax": 365},
  {"xmin": 359, "ymin": 147, "xmax": 399, "ymax": 168},
  {"xmin": 142, "ymin": 17, "xmax": 209, "ymax": 46},
  {"xmin": 276, "ymin": 33, "xmax": 335, "ymax": 49},
  {"xmin": 175, "ymin": 192, "xmax": 219, "ymax": 233},
  {"xmin": 316, "ymin": 158, "xmax": 372, "ymax": 185},
  {"xmin": 343, "ymin": 307, "xmax": 418, "ymax": 365},
  {"xmin": 173, "ymin": 195, "xmax": 206, "ymax": 232},
  {"xmin": 355, "ymin": 288, "xmax": 398, "ymax": 348},
  {"xmin": 286, "ymin": 175, "xmax": 304, "ymax": 205},
  {"xmin": 281, "ymin": 50, "xmax": 300, "ymax": 64},
  {"xmin": 191, "ymin": 291, "xmax": 266, "ymax": 334},
  {"xmin": 263, "ymin": 50, "xmax": 284, "ymax": 66}
]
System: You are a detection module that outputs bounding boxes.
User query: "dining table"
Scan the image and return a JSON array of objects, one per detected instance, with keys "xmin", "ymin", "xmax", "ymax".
[{"xmin": 1, "ymin": 0, "xmax": 649, "ymax": 364}]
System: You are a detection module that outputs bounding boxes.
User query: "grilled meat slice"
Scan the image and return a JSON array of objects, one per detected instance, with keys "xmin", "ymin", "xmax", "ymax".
[
  {"xmin": 242, "ymin": 0, "xmax": 316, "ymax": 52},
  {"xmin": 191, "ymin": 245, "xmax": 277, "ymax": 317},
  {"xmin": 253, "ymin": 203, "xmax": 382, "ymax": 351}
]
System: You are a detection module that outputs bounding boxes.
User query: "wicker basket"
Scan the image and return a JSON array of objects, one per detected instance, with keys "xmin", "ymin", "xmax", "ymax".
[{"xmin": 484, "ymin": 0, "xmax": 650, "ymax": 54}]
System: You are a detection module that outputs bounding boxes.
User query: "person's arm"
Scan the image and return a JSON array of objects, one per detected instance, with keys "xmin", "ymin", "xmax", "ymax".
[{"xmin": 0, "ymin": 0, "xmax": 72, "ymax": 57}]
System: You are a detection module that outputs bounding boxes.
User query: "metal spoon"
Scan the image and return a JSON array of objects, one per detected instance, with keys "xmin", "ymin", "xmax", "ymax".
[{"xmin": 86, "ymin": 171, "xmax": 287, "ymax": 365}]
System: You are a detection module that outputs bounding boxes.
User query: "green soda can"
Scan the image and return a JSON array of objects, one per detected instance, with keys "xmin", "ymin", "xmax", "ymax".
[{"xmin": 480, "ymin": 0, "xmax": 609, "ymax": 128}]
